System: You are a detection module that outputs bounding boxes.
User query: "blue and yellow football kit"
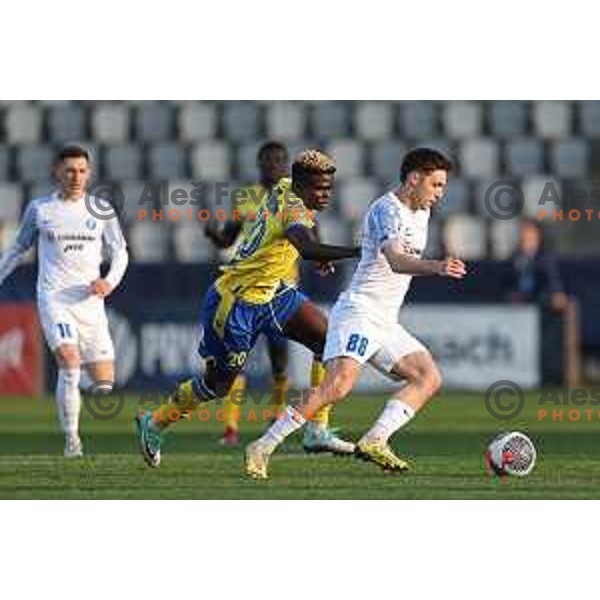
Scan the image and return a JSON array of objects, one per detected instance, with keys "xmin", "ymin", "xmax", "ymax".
[{"xmin": 199, "ymin": 178, "xmax": 313, "ymax": 377}]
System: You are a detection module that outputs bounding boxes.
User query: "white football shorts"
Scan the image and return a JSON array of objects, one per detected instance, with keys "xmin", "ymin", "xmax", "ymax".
[
  {"xmin": 323, "ymin": 301, "xmax": 428, "ymax": 377},
  {"xmin": 38, "ymin": 297, "xmax": 115, "ymax": 363}
]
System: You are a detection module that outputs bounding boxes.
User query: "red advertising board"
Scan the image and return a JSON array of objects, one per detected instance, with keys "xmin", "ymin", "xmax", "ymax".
[{"xmin": 0, "ymin": 303, "xmax": 44, "ymax": 396}]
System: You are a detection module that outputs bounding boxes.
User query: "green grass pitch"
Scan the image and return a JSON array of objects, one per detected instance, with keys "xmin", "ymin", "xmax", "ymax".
[{"xmin": 0, "ymin": 390, "xmax": 599, "ymax": 499}]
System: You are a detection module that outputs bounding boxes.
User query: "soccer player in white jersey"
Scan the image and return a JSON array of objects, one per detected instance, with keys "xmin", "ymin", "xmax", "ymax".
[
  {"xmin": 0, "ymin": 144, "xmax": 129, "ymax": 458},
  {"xmin": 245, "ymin": 148, "xmax": 466, "ymax": 479}
]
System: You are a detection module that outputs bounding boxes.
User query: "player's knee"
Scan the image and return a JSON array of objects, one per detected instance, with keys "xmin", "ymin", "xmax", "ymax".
[
  {"xmin": 327, "ymin": 372, "xmax": 354, "ymax": 402},
  {"xmin": 425, "ymin": 363, "xmax": 443, "ymax": 396},
  {"xmin": 55, "ymin": 346, "xmax": 81, "ymax": 368}
]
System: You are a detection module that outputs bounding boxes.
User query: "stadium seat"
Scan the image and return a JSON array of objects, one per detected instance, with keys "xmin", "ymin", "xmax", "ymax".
[
  {"xmin": 223, "ymin": 102, "xmax": 262, "ymax": 142},
  {"xmin": 442, "ymin": 101, "xmax": 483, "ymax": 138},
  {"xmin": 172, "ymin": 222, "xmax": 215, "ymax": 262},
  {"xmin": 327, "ymin": 139, "xmax": 364, "ymax": 179},
  {"xmin": 47, "ymin": 103, "xmax": 87, "ymax": 143},
  {"xmin": 436, "ymin": 177, "xmax": 470, "ymax": 216},
  {"xmin": 26, "ymin": 182, "xmax": 54, "ymax": 201},
  {"xmin": 398, "ymin": 101, "xmax": 438, "ymax": 139},
  {"xmin": 353, "ymin": 102, "xmax": 394, "ymax": 141},
  {"xmin": 148, "ymin": 143, "xmax": 187, "ymax": 180},
  {"xmin": 134, "ymin": 102, "xmax": 173, "ymax": 142},
  {"xmin": 521, "ymin": 175, "xmax": 561, "ymax": 218},
  {"xmin": 5, "ymin": 102, "xmax": 43, "ymax": 143},
  {"xmin": 459, "ymin": 138, "xmax": 499, "ymax": 178},
  {"xmin": 190, "ymin": 141, "xmax": 231, "ymax": 180},
  {"xmin": 443, "ymin": 214, "xmax": 487, "ymax": 259},
  {"xmin": 488, "ymin": 101, "xmax": 528, "ymax": 138},
  {"xmin": 579, "ymin": 101, "xmax": 600, "ymax": 136},
  {"xmin": 550, "ymin": 138, "xmax": 589, "ymax": 178},
  {"xmin": 315, "ymin": 214, "xmax": 351, "ymax": 246},
  {"xmin": 423, "ymin": 219, "xmax": 443, "ymax": 258},
  {"xmin": 310, "ymin": 102, "xmax": 351, "ymax": 139},
  {"xmin": 490, "ymin": 219, "xmax": 520, "ymax": 259},
  {"xmin": 235, "ymin": 142, "xmax": 261, "ymax": 182},
  {"xmin": 369, "ymin": 140, "xmax": 406, "ymax": 184},
  {"xmin": 16, "ymin": 146, "xmax": 53, "ymax": 182},
  {"xmin": 338, "ymin": 178, "xmax": 378, "ymax": 221},
  {"xmin": 103, "ymin": 145, "xmax": 143, "ymax": 181},
  {"xmin": 178, "ymin": 102, "xmax": 218, "ymax": 141},
  {"xmin": 121, "ymin": 180, "xmax": 156, "ymax": 223},
  {"xmin": 472, "ymin": 178, "xmax": 523, "ymax": 219},
  {"xmin": 0, "ymin": 184, "xmax": 23, "ymax": 221},
  {"xmin": 505, "ymin": 138, "xmax": 544, "ymax": 176},
  {"xmin": 533, "ymin": 101, "xmax": 572, "ymax": 138},
  {"xmin": 91, "ymin": 102, "xmax": 130, "ymax": 143},
  {"xmin": 128, "ymin": 221, "xmax": 170, "ymax": 262},
  {"xmin": 0, "ymin": 146, "xmax": 11, "ymax": 181},
  {"xmin": 265, "ymin": 102, "xmax": 307, "ymax": 140}
]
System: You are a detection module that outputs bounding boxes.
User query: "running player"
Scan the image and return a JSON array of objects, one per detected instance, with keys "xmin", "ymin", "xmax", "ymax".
[
  {"xmin": 206, "ymin": 141, "xmax": 342, "ymax": 449},
  {"xmin": 135, "ymin": 149, "xmax": 359, "ymax": 467},
  {"xmin": 0, "ymin": 144, "xmax": 128, "ymax": 457},
  {"xmin": 245, "ymin": 147, "xmax": 466, "ymax": 479}
]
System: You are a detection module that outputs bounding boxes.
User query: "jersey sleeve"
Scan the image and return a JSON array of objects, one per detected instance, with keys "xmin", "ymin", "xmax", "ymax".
[
  {"xmin": 369, "ymin": 200, "xmax": 403, "ymax": 248},
  {"xmin": 0, "ymin": 202, "xmax": 38, "ymax": 286},
  {"xmin": 102, "ymin": 217, "xmax": 129, "ymax": 289}
]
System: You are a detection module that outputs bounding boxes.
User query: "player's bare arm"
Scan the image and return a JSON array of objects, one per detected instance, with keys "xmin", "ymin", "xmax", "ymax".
[
  {"xmin": 285, "ymin": 225, "xmax": 360, "ymax": 261},
  {"xmin": 382, "ymin": 240, "xmax": 466, "ymax": 278}
]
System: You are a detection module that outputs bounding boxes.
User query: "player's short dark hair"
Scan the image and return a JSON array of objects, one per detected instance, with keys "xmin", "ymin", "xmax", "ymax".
[
  {"xmin": 54, "ymin": 143, "xmax": 91, "ymax": 164},
  {"xmin": 257, "ymin": 140, "xmax": 288, "ymax": 161},
  {"xmin": 292, "ymin": 149, "xmax": 336, "ymax": 185},
  {"xmin": 400, "ymin": 147, "xmax": 452, "ymax": 183}
]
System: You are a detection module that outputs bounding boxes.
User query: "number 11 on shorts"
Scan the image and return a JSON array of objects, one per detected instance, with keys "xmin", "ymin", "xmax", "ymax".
[
  {"xmin": 346, "ymin": 333, "xmax": 368, "ymax": 357},
  {"xmin": 57, "ymin": 323, "xmax": 73, "ymax": 339}
]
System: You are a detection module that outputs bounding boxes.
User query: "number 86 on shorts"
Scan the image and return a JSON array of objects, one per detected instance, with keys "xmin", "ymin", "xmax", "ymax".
[{"xmin": 346, "ymin": 334, "xmax": 369, "ymax": 357}]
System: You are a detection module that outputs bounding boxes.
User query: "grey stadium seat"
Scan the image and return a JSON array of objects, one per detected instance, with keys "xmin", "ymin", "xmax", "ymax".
[
  {"xmin": 5, "ymin": 102, "xmax": 43, "ymax": 143},
  {"xmin": 370, "ymin": 140, "xmax": 407, "ymax": 184},
  {"xmin": 338, "ymin": 178, "xmax": 379, "ymax": 221},
  {"xmin": 310, "ymin": 102, "xmax": 351, "ymax": 139},
  {"xmin": 580, "ymin": 101, "xmax": 600, "ymax": 136},
  {"xmin": 316, "ymin": 214, "xmax": 351, "ymax": 246},
  {"xmin": 223, "ymin": 102, "xmax": 262, "ymax": 142},
  {"xmin": 103, "ymin": 145, "xmax": 143, "ymax": 181},
  {"xmin": 265, "ymin": 102, "xmax": 307, "ymax": 140},
  {"xmin": 235, "ymin": 142, "xmax": 261, "ymax": 182},
  {"xmin": 532, "ymin": 101, "xmax": 572, "ymax": 139},
  {"xmin": 91, "ymin": 102, "xmax": 130, "ymax": 143},
  {"xmin": 549, "ymin": 138, "xmax": 588, "ymax": 178},
  {"xmin": 0, "ymin": 146, "xmax": 11, "ymax": 181},
  {"xmin": 16, "ymin": 146, "xmax": 53, "ymax": 182},
  {"xmin": 47, "ymin": 103, "xmax": 87, "ymax": 143},
  {"xmin": 148, "ymin": 143, "xmax": 187, "ymax": 180},
  {"xmin": 354, "ymin": 102, "xmax": 394, "ymax": 141},
  {"xmin": 488, "ymin": 101, "xmax": 528, "ymax": 138},
  {"xmin": 505, "ymin": 138, "xmax": 544, "ymax": 177},
  {"xmin": 190, "ymin": 142, "xmax": 231, "ymax": 181},
  {"xmin": 134, "ymin": 102, "xmax": 173, "ymax": 142},
  {"xmin": 443, "ymin": 214, "xmax": 487, "ymax": 259},
  {"xmin": 173, "ymin": 222, "xmax": 215, "ymax": 262},
  {"xmin": 442, "ymin": 101, "xmax": 483, "ymax": 139},
  {"xmin": 436, "ymin": 177, "xmax": 470, "ymax": 217},
  {"xmin": 0, "ymin": 184, "xmax": 23, "ymax": 221},
  {"xmin": 327, "ymin": 139, "xmax": 364, "ymax": 179},
  {"xmin": 129, "ymin": 221, "xmax": 170, "ymax": 262},
  {"xmin": 178, "ymin": 102, "xmax": 218, "ymax": 142},
  {"xmin": 490, "ymin": 219, "xmax": 520, "ymax": 259},
  {"xmin": 398, "ymin": 101, "xmax": 438, "ymax": 139},
  {"xmin": 459, "ymin": 138, "xmax": 499, "ymax": 178}
]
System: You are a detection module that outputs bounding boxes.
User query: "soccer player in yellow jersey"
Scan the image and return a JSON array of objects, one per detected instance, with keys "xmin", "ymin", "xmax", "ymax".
[
  {"xmin": 135, "ymin": 149, "xmax": 360, "ymax": 468},
  {"xmin": 206, "ymin": 141, "xmax": 340, "ymax": 449}
]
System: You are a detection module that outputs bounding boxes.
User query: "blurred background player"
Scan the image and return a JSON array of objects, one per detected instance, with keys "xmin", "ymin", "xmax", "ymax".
[
  {"xmin": 506, "ymin": 217, "xmax": 568, "ymax": 313},
  {"xmin": 206, "ymin": 141, "xmax": 339, "ymax": 447},
  {"xmin": 205, "ymin": 141, "xmax": 293, "ymax": 446},
  {"xmin": 0, "ymin": 144, "xmax": 128, "ymax": 457},
  {"xmin": 136, "ymin": 149, "xmax": 360, "ymax": 468},
  {"xmin": 246, "ymin": 148, "xmax": 466, "ymax": 479}
]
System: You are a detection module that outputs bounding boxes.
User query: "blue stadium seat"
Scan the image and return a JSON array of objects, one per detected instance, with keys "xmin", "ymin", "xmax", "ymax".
[
  {"xmin": 148, "ymin": 143, "xmax": 187, "ymax": 180},
  {"xmin": 459, "ymin": 138, "xmax": 499, "ymax": 178},
  {"xmin": 5, "ymin": 102, "xmax": 43, "ymax": 143},
  {"xmin": 398, "ymin": 101, "xmax": 438, "ymax": 139},
  {"xmin": 265, "ymin": 102, "xmax": 307, "ymax": 140},
  {"xmin": 488, "ymin": 101, "xmax": 528, "ymax": 138},
  {"xmin": 550, "ymin": 138, "xmax": 588, "ymax": 178},
  {"xmin": 178, "ymin": 102, "xmax": 218, "ymax": 142},
  {"xmin": 91, "ymin": 102, "xmax": 130, "ymax": 143},
  {"xmin": 505, "ymin": 138, "xmax": 544, "ymax": 176},
  {"xmin": 310, "ymin": 102, "xmax": 351, "ymax": 139},
  {"xmin": 190, "ymin": 142, "xmax": 231, "ymax": 180},
  {"xmin": 134, "ymin": 102, "xmax": 173, "ymax": 142},
  {"xmin": 16, "ymin": 146, "xmax": 53, "ymax": 182},
  {"xmin": 533, "ymin": 101, "xmax": 572, "ymax": 138},
  {"xmin": 442, "ymin": 101, "xmax": 483, "ymax": 139},
  {"xmin": 47, "ymin": 103, "xmax": 87, "ymax": 143},
  {"xmin": 327, "ymin": 139, "xmax": 364, "ymax": 179},
  {"xmin": 223, "ymin": 102, "xmax": 262, "ymax": 142},
  {"xmin": 354, "ymin": 102, "xmax": 394, "ymax": 141},
  {"xmin": 103, "ymin": 145, "xmax": 143, "ymax": 181}
]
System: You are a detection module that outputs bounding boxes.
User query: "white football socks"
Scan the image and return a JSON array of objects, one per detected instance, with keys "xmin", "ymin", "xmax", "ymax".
[
  {"xmin": 362, "ymin": 399, "xmax": 415, "ymax": 444},
  {"xmin": 258, "ymin": 405, "xmax": 306, "ymax": 452},
  {"xmin": 56, "ymin": 368, "xmax": 82, "ymax": 438}
]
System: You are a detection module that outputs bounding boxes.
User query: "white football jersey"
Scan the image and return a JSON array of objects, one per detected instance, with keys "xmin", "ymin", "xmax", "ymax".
[
  {"xmin": 337, "ymin": 191, "xmax": 430, "ymax": 322},
  {"xmin": 0, "ymin": 193, "xmax": 128, "ymax": 306}
]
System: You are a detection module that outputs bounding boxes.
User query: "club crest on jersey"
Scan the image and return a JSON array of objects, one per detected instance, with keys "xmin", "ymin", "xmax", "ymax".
[{"xmin": 86, "ymin": 218, "xmax": 97, "ymax": 231}]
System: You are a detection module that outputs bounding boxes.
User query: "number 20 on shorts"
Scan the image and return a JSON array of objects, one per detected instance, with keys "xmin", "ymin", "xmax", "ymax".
[{"xmin": 346, "ymin": 334, "xmax": 368, "ymax": 357}]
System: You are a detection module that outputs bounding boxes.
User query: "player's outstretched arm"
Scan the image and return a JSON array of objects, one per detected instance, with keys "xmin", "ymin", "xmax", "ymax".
[
  {"xmin": 95, "ymin": 218, "xmax": 129, "ymax": 297},
  {"xmin": 382, "ymin": 240, "xmax": 466, "ymax": 278},
  {"xmin": 0, "ymin": 203, "xmax": 38, "ymax": 287},
  {"xmin": 285, "ymin": 224, "xmax": 360, "ymax": 262}
]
